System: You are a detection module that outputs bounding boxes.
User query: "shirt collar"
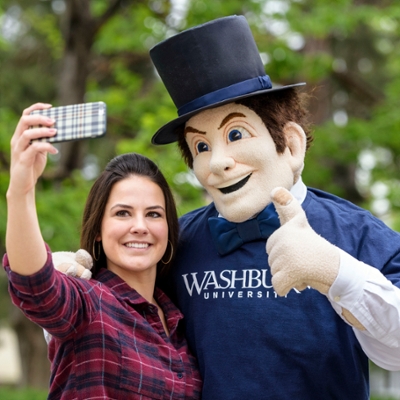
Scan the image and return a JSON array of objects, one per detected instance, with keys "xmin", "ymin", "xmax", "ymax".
[
  {"xmin": 95, "ymin": 268, "xmax": 150, "ymax": 305},
  {"xmin": 291, "ymin": 176, "xmax": 307, "ymax": 205},
  {"xmin": 95, "ymin": 268, "xmax": 183, "ymax": 319}
]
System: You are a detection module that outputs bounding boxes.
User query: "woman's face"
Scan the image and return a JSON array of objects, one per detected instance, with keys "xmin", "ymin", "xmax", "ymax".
[{"xmin": 97, "ymin": 175, "xmax": 169, "ymax": 284}]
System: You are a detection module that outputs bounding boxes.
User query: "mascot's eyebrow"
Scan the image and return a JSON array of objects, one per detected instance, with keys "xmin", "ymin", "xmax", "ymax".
[
  {"xmin": 184, "ymin": 126, "xmax": 206, "ymax": 135},
  {"xmin": 184, "ymin": 112, "xmax": 246, "ymax": 136},
  {"xmin": 218, "ymin": 112, "xmax": 246, "ymax": 129}
]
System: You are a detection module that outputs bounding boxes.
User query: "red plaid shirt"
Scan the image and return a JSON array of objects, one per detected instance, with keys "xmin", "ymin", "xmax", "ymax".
[{"xmin": 3, "ymin": 246, "xmax": 202, "ymax": 399}]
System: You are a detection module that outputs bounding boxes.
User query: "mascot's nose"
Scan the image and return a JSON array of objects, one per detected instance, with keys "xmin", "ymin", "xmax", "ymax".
[{"xmin": 209, "ymin": 148, "xmax": 235, "ymax": 174}]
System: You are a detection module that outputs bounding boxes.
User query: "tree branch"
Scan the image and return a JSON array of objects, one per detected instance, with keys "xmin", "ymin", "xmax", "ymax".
[
  {"xmin": 333, "ymin": 70, "xmax": 384, "ymax": 105},
  {"xmin": 93, "ymin": 0, "xmax": 137, "ymax": 35}
]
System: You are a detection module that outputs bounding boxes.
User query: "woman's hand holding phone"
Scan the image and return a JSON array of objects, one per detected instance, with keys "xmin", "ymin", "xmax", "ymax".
[
  {"xmin": 9, "ymin": 103, "xmax": 59, "ymax": 197},
  {"xmin": 6, "ymin": 103, "xmax": 62, "ymax": 275}
]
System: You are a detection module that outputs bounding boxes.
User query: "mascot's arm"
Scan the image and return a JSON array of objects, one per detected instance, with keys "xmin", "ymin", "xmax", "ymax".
[
  {"xmin": 330, "ymin": 250, "xmax": 400, "ymax": 370},
  {"xmin": 267, "ymin": 187, "xmax": 400, "ymax": 370},
  {"xmin": 44, "ymin": 249, "xmax": 93, "ymax": 343}
]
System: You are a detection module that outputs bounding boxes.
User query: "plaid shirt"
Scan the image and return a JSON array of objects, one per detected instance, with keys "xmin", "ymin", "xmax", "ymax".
[{"xmin": 3, "ymin": 246, "xmax": 202, "ymax": 399}]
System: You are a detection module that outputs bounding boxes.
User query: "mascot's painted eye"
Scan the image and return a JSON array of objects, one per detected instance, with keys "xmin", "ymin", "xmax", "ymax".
[
  {"xmin": 228, "ymin": 127, "xmax": 251, "ymax": 142},
  {"xmin": 196, "ymin": 141, "xmax": 210, "ymax": 153}
]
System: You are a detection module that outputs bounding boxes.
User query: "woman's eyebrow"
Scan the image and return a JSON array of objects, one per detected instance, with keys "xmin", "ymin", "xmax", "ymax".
[
  {"xmin": 110, "ymin": 203, "xmax": 133, "ymax": 211},
  {"xmin": 146, "ymin": 205, "xmax": 166, "ymax": 212}
]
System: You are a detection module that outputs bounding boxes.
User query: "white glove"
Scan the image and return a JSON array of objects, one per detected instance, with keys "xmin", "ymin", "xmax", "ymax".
[
  {"xmin": 266, "ymin": 187, "xmax": 340, "ymax": 296},
  {"xmin": 266, "ymin": 187, "xmax": 365, "ymax": 330},
  {"xmin": 52, "ymin": 249, "xmax": 93, "ymax": 280}
]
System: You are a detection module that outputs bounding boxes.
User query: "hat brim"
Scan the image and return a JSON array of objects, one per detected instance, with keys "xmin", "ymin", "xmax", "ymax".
[{"xmin": 151, "ymin": 82, "xmax": 306, "ymax": 145}]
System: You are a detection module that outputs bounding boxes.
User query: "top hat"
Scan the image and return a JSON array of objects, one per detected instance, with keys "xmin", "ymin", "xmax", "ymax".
[{"xmin": 150, "ymin": 15, "xmax": 305, "ymax": 145}]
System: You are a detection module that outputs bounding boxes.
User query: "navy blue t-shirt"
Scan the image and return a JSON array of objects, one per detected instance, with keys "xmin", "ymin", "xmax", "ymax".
[{"xmin": 163, "ymin": 187, "xmax": 400, "ymax": 400}]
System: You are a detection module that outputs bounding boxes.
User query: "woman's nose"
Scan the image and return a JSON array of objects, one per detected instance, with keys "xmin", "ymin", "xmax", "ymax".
[{"xmin": 129, "ymin": 217, "xmax": 148, "ymax": 234}]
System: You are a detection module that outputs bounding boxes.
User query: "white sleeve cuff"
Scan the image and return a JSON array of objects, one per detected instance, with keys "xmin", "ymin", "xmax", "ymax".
[
  {"xmin": 328, "ymin": 249, "xmax": 369, "ymax": 305},
  {"xmin": 328, "ymin": 249, "xmax": 400, "ymax": 350}
]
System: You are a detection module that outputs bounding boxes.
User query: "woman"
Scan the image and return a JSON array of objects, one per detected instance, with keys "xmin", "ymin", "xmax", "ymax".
[{"xmin": 4, "ymin": 103, "xmax": 202, "ymax": 399}]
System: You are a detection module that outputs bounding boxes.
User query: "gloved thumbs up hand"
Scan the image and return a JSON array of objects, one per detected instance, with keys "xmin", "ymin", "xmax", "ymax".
[{"xmin": 266, "ymin": 187, "xmax": 340, "ymax": 296}]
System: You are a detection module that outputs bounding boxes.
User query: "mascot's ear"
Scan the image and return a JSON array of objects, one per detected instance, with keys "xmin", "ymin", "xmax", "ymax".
[{"xmin": 283, "ymin": 122, "xmax": 306, "ymax": 180}]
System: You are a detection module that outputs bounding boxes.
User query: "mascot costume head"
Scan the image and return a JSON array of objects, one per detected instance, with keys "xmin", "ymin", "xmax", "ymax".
[{"xmin": 150, "ymin": 15, "xmax": 309, "ymax": 223}]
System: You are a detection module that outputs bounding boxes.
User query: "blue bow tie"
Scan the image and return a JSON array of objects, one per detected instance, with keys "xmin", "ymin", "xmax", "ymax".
[{"xmin": 208, "ymin": 203, "xmax": 281, "ymax": 256}]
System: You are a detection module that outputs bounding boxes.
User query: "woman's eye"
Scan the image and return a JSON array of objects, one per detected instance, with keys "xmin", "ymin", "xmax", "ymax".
[
  {"xmin": 116, "ymin": 210, "xmax": 129, "ymax": 217},
  {"xmin": 228, "ymin": 127, "xmax": 251, "ymax": 142},
  {"xmin": 196, "ymin": 141, "xmax": 209, "ymax": 153},
  {"xmin": 147, "ymin": 211, "xmax": 161, "ymax": 218}
]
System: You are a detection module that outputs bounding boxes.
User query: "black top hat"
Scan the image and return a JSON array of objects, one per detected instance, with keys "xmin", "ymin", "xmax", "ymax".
[{"xmin": 150, "ymin": 15, "xmax": 305, "ymax": 145}]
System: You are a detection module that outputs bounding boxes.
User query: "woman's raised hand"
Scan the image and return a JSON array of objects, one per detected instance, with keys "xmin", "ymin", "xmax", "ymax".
[
  {"xmin": 6, "ymin": 103, "xmax": 60, "ymax": 275},
  {"xmin": 8, "ymin": 103, "xmax": 58, "ymax": 196}
]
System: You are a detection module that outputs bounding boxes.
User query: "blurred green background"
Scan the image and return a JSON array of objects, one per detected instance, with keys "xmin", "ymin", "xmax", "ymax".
[{"xmin": 1, "ymin": 0, "xmax": 400, "ymax": 397}]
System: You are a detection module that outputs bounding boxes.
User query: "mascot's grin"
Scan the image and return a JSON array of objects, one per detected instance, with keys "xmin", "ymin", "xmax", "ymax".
[{"xmin": 219, "ymin": 174, "xmax": 251, "ymax": 194}]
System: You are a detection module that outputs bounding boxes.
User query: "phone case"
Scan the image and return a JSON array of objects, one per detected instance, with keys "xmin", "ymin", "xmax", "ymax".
[{"xmin": 30, "ymin": 101, "xmax": 107, "ymax": 143}]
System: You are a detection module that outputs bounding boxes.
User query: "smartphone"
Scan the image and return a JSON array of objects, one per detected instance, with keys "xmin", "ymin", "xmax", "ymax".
[{"xmin": 30, "ymin": 101, "xmax": 107, "ymax": 143}]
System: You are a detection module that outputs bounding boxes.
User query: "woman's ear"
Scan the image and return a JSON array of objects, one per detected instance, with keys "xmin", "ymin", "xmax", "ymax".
[{"xmin": 283, "ymin": 122, "xmax": 307, "ymax": 180}]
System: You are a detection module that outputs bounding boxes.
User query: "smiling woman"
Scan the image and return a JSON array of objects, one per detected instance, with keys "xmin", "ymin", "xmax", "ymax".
[
  {"xmin": 81, "ymin": 159, "xmax": 176, "ymax": 284},
  {"xmin": 3, "ymin": 104, "xmax": 202, "ymax": 399}
]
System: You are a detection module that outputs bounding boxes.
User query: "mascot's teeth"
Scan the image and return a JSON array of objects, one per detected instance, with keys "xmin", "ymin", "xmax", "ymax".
[{"xmin": 126, "ymin": 243, "xmax": 149, "ymax": 249}]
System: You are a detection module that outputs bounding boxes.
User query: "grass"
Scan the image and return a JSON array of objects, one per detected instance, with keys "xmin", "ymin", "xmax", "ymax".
[
  {"xmin": 371, "ymin": 397, "xmax": 399, "ymax": 400},
  {"xmin": 0, "ymin": 386, "xmax": 47, "ymax": 400}
]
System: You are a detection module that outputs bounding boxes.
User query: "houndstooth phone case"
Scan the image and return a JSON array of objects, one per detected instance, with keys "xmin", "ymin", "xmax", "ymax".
[{"xmin": 30, "ymin": 101, "xmax": 107, "ymax": 143}]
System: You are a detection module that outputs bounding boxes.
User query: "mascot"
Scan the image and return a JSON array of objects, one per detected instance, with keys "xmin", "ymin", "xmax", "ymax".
[{"xmin": 55, "ymin": 15, "xmax": 400, "ymax": 399}]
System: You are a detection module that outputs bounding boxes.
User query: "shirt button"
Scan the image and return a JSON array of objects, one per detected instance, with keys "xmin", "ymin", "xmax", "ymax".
[
  {"xmin": 177, "ymin": 373, "xmax": 183, "ymax": 379},
  {"xmin": 334, "ymin": 296, "xmax": 341, "ymax": 302}
]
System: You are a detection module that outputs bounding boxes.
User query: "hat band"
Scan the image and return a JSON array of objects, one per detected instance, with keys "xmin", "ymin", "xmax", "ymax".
[{"xmin": 177, "ymin": 75, "xmax": 272, "ymax": 116}]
